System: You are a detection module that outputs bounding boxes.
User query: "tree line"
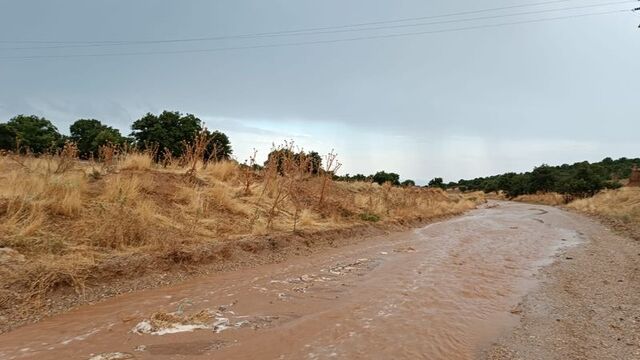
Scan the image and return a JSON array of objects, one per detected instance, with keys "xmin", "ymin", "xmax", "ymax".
[
  {"xmin": 448, "ymin": 157, "xmax": 639, "ymax": 198},
  {"xmin": 336, "ymin": 171, "xmax": 416, "ymax": 187},
  {"xmin": 0, "ymin": 111, "xmax": 232, "ymax": 161}
]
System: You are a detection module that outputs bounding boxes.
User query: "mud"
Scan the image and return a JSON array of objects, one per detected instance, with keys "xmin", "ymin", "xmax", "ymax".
[{"xmin": 0, "ymin": 202, "xmax": 588, "ymax": 359}]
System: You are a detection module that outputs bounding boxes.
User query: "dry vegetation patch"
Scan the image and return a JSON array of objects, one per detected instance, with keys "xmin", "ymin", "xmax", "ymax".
[
  {"xmin": 567, "ymin": 187, "xmax": 640, "ymax": 239},
  {"xmin": 513, "ymin": 192, "xmax": 567, "ymax": 206},
  {"xmin": 0, "ymin": 147, "xmax": 484, "ymax": 329},
  {"xmin": 567, "ymin": 187, "xmax": 640, "ymax": 222}
]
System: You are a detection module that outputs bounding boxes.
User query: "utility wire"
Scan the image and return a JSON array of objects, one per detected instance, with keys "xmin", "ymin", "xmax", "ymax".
[
  {"xmin": 0, "ymin": 9, "xmax": 629, "ymax": 61},
  {"xmin": 0, "ymin": 0, "xmax": 583, "ymax": 44},
  {"xmin": 1, "ymin": 0, "xmax": 634, "ymax": 51}
]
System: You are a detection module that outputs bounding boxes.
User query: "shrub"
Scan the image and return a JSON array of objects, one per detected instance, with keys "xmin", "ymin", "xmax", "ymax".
[{"xmin": 359, "ymin": 212, "xmax": 380, "ymax": 222}]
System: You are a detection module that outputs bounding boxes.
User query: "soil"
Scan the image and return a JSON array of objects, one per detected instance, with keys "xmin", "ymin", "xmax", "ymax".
[
  {"xmin": 0, "ymin": 215, "xmax": 450, "ymax": 334},
  {"xmin": 1, "ymin": 201, "xmax": 638, "ymax": 359}
]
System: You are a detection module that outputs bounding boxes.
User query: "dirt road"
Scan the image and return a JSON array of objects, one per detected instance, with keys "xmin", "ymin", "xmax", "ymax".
[{"xmin": 0, "ymin": 201, "xmax": 634, "ymax": 360}]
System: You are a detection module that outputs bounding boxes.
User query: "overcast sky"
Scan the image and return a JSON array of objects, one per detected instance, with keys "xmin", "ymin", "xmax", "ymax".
[{"xmin": 1, "ymin": 0, "xmax": 638, "ymax": 183}]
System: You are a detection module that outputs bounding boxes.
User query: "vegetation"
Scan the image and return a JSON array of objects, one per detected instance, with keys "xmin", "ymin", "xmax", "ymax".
[
  {"xmin": 0, "ymin": 115, "xmax": 63, "ymax": 153},
  {"xmin": 372, "ymin": 171, "xmax": 400, "ymax": 186},
  {"xmin": 428, "ymin": 177, "xmax": 445, "ymax": 189},
  {"xmin": 0, "ymin": 137, "xmax": 483, "ymax": 314},
  {"xmin": 401, "ymin": 179, "xmax": 416, "ymax": 187},
  {"xmin": 0, "ymin": 111, "xmax": 233, "ymax": 166},
  {"xmin": 452, "ymin": 157, "xmax": 638, "ymax": 198},
  {"xmin": 568, "ymin": 187, "xmax": 640, "ymax": 225},
  {"xmin": 131, "ymin": 111, "xmax": 232, "ymax": 162},
  {"xmin": 70, "ymin": 119, "xmax": 127, "ymax": 158}
]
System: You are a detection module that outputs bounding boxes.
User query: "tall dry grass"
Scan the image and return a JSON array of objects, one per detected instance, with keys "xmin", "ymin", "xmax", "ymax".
[
  {"xmin": 513, "ymin": 192, "xmax": 567, "ymax": 206},
  {"xmin": 0, "ymin": 143, "xmax": 484, "ymax": 306},
  {"xmin": 567, "ymin": 187, "xmax": 640, "ymax": 224}
]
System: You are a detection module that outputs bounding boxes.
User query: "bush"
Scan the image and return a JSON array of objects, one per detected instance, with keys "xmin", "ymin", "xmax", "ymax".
[{"xmin": 359, "ymin": 212, "xmax": 380, "ymax": 222}]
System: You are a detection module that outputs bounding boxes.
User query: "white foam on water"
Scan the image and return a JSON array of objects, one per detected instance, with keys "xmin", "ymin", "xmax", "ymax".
[
  {"xmin": 88, "ymin": 352, "xmax": 133, "ymax": 360},
  {"xmin": 153, "ymin": 323, "xmax": 210, "ymax": 335},
  {"xmin": 60, "ymin": 328, "xmax": 100, "ymax": 345}
]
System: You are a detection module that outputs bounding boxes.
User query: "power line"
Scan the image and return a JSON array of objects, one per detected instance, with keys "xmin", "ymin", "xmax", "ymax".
[
  {"xmin": 0, "ymin": 9, "xmax": 629, "ymax": 61},
  {"xmin": 0, "ymin": 0, "xmax": 582, "ymax": 44},
  {"xmin": 1, "ymin": 0, "xmax": 634, "ymax": 51}
]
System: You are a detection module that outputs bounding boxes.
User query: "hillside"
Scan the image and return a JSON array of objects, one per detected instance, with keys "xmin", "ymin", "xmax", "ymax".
[{"xmin": 0, "ymin": 148, "xmax": 483, "ymax": 331}]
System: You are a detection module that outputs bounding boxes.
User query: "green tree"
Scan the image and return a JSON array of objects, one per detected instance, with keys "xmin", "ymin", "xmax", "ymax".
[
  {"xmin": 70, "ymin": 119, "xmax": 125, "ymax": 158},
  {"xmin": 264, "ymin": 149, "xmax": 319, "ymax": 175},
  {"xmin": 529, "ymin": 165, "xmax": 556, "ymax": 193},
  {"xmin": 2, "ymin": 115, "xmax": 62, "ymax": 153},
  {"xmin": 265, "ymin": 148, "xmax": 295, "ymax": 175},
  {"xmin": 428, "ymin": 177, "xmax": 445, "ymax": 189},
  {"xmin": 401, "ymin": 179, "xmax": 416, "ymax": 187},
  {"xmin": 203, "ymin": 129, "xmax": 233, "ymax": 162},
  {"xmin": 372, "ymin": 171, "xmax": 400, "ymax": 186},
  {"xmin": 307, "ymin": 151, "xmax": 322, "ymax": 174},
  {"xmin": 131, "ymin": 111, "xmax": 203, "ymax": 159},
  {"xmin": 0, "ymin": 124, "xmax": 17, "ymax": 151}
]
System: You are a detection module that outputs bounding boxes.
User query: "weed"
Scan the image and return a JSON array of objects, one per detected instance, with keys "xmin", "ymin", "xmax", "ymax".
[{"xmin": 359, "ymin": 212, "xmax": 380, "ymax": 222}]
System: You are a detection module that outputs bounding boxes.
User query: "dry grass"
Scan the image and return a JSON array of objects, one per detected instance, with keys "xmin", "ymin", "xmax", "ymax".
[
  {"xmin": 120, "ymin": 151, "xmax": 154, "ymax": 170},
  {"xmin": 0, "ymin": 147, "xmax": 484, "ymax": 310},
  {"xmin": 513, "ymin": 192, "xmax": 567, "ymax": 206},
  {"xmin": 567, "ymin": 187, "xmax": 640, "ymax": 224}
]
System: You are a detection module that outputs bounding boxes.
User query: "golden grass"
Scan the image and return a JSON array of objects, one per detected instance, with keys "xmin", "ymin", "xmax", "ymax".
[
  {"xmin": 0, "ymin": 150, "xmax": 485, "ymax": 305},
  {"xmin": 120, "ymin": 152, "xmax": 154, "ymax": 170},
  {"xmin": 567, "ymin": 187, "xmax": 640, "ymax": 224},
  {"xmin": 203, "ymin": 160, "xmax": 239, "ymax": 182},
  {"xmin": 513, "ymin": 192, "xmax": 566, "ymax": 206}
]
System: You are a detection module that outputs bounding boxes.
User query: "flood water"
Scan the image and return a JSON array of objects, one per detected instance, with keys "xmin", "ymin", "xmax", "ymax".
[{"xmin": 0, "ymin": 201, "xmax": 584, "ymax": 360}]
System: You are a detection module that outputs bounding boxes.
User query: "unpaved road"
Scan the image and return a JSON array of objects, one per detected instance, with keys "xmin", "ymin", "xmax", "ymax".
[{"xmin": 0, "ymin": 201, "xmax": 636, "ymax": 360}]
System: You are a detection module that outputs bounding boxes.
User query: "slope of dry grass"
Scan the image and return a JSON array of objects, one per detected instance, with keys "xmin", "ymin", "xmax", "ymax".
[
  {"xmin": 0, "ymin": 150, "xmax": 484, "ymax": 318},
  {"xmin": 567, "ymin": 187, "xmax": 640, "ymax": 225},
  {"xmin": 513, "ymin": 192, "xmax": 567, "ymax": 206}
]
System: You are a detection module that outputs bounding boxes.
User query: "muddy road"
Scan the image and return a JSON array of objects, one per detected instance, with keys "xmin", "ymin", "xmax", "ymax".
[{"xmin": 0, "ymin": 202, "xmax": 591, "ymax": 359}]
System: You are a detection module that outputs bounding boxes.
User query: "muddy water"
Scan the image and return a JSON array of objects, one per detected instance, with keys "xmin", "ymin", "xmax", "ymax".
[{"xmin": 0, "ymin": 201, "xmax": 584, "ymax": 360}]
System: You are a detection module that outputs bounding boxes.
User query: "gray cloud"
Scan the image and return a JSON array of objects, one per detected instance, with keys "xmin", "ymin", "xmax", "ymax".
[{"xmin": 1, "ymin": 0, "xmax": 638, "ymax": 180}]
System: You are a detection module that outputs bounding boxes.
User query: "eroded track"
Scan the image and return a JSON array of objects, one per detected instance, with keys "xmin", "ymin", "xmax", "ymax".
[{"xmin": 0, "ymin": 201, "xmax": 586, "ymax": 360}]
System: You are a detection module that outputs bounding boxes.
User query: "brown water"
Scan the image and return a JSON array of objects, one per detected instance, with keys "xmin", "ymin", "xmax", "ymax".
[{"xmin": 0, "ymin": 201, "xmax": 584, "ymax": 360}]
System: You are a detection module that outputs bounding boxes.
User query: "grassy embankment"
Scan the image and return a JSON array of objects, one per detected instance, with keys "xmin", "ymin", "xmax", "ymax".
[
  {"xmin": 497, "ymin": 187, "xmax": 640, "ymax": 239},
  {"xmin": 0, "ymin": 147, "xmax": 484, "ymax": 315},
  {"xmin": 567, "ymin": 186, "xmax": 640, "ymax": 239}
]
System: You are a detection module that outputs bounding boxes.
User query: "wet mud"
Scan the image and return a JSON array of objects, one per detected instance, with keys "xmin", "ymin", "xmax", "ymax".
[{"xmin": 0, "ymin": 201, "xmax": 586, "ymax": 359}]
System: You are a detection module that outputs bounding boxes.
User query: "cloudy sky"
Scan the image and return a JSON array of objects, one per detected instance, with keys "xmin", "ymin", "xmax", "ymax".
[{"xmin": 1, "ymin": 0, "xmax": 638, "ymax": 183}]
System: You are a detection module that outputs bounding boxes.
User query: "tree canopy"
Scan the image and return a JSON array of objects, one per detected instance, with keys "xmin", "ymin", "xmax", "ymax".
[
  {"xmin": 0, "ymin": 115, "xmax": 62, "ymax": 153},
  {"xmin": 204, "ymin": 130, "xmax": 232, "ymax": 162},
  {"xmin": 265, "ymin": 148, "xmax": 322, "ymax": 175},
  {"xmin": 428, "ymin": 177, "xmax": 445, "ymax": 189},
  {"xmin": 130, "ymin": 111, "xmax": 231, "ymax": 161},
  {"xmin": 401, "ymin": 179, "xmax": 416, "ymax": 187},
  {"xmin": 372, "ymin": 171, "xmax": 400, "ymax": 186},
  {"xmin": 451, "ymin": 157, "xmax": 636, "ymax": 198},
  {"xmin": 0, "ymin": 124, "xmax": 17, "ymax": 151},
  {"xmin": 70, "ymin": 119, "xmax": 126, "ymax": 158}
]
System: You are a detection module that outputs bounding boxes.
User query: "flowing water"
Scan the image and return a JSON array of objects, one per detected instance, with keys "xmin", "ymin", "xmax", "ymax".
[{"xmin": 0, "ymin": 201, "xmax": 584, "ymax": 359}]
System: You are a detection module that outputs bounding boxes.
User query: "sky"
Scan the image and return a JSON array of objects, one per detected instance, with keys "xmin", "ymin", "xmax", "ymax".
[{"xmin": 1, "ymin": 0, "xmax": 638, "ymax": 184}]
